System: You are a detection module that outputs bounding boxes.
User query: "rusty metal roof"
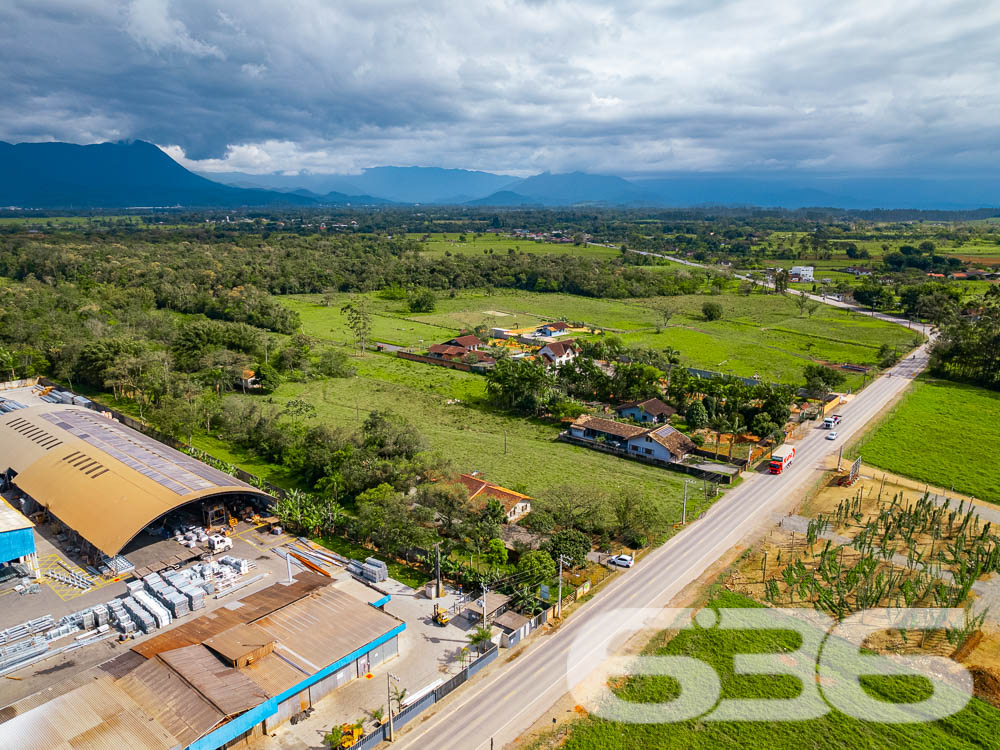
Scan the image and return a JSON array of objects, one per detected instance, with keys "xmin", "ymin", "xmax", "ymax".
[
  {"xmin": 0, "ymin": 675, "xmax": 179, "ymax": 750},
  {"xmin": 239, "ymin": 653, "xmax": 308, "ymax": 698},
  {"xmin": 253, "ymin": 586, "xmax": 402, "ymax": 674},
  {"xmin": 116, "ymin": 656, "xmax": 224, "ymax": 746},
  {"xmin": 203, "ymin": 623, "xmax": 275, "ymax": 665},
  {"xmin": 157, "ymin": 645, "xmax": 266, "ymax": 717},
  {"xmin": 132, "ymin": 573, "xmax": 329, "ymax": 659}
]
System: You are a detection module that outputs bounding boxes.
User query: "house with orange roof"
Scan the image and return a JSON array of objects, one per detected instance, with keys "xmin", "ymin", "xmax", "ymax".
[{"xmin": 458, "ymin": 472, "xmax": 532, "ymax": 522}]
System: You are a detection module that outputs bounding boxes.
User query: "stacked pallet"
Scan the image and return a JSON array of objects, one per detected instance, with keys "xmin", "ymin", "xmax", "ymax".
[
  {"xmin": 0, "ymin": 616, "xmax": 55, "ymax": 645},
  {"xmin": 132, "ymin": 591, "xmax": 171, "ymax": 629},
  {"xmin": 122, "ymin": 597, "xmax": 156, "ymax": 633}
]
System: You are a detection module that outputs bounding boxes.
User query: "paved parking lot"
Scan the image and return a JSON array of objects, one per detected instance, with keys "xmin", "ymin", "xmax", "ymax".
[{"xmin": 268, "ymin": 579, "xmax": 473, "ymax": 749}]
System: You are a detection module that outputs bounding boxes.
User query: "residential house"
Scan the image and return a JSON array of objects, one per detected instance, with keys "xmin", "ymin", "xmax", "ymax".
[
  {"xmin": 538, "ymin": 339, "xmax": 579, "ymax": 367},
  {"xmin": 447, "ymin": 334, "xmax": 484, "ymax": 349},
  {"xmin": 458, "ymin": 472, "xmax": 532, "ymax": 522},
  {"xmin": 427, "ymin": 344, "xmax": 468, "ymax": 360},
  {"xmin": 536, "ymin": 321, "xmax": 570, "ymax": 337},
  {"xmin": 567, "ymin": 415, "xmax": 695, "ymax": 463},
  {"xmin": 625, "ymin": 423, "xmax": 695, "ymax": 462},
  {"xmin": 567, "ymin": 415, "xmax": 649, "ymax": 447},
  {"xmin": 790, "ymin": 266, "xmax": 815, "ymax": 282},
  {"xmin": 240, "ymin": 368, "xmax": 261, "ymax": 390},
  {"xmin": 614, "ymin": 397, "xmax": 676, "ymax": 424}
]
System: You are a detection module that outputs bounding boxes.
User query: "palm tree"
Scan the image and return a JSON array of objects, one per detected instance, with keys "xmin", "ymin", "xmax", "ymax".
[
  {"xmin": 727, "ymin": 415, "xmax": 746, "ymax": 462},
  {"xmin": 391, "ymin": 685, "xmax": 408, "ymax": 715},
  {"xmin": 662, "ymin": 347, "xmax": 681, "ymax": 392},
  {"xmin": 467, "ymin": 626, "xmax": 493, "ymax": 655},
  {"xmin": 708, "ymin": 415, "xmax": 731, "ymax": 460}
]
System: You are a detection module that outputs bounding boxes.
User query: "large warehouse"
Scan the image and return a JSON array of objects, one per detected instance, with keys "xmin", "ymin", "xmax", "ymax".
[{"xmin": 1, "ymin": 403, "xmax": 273, "ymax": 564}]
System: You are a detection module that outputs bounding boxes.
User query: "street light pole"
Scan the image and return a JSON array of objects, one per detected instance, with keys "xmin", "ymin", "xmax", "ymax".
[
  {"xmin": 387, "ymin": 672, "xmax": 400, "ymax": 741},
  {"xmin": 556, "ymin": 555, "xmax": 570, "ymax": 618}
]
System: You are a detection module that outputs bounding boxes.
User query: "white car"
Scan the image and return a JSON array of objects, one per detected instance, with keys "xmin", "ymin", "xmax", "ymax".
[
  {"xmin": 607, "ymin": 554, "xmax": 634, "ymax": 568},
  {"xmin": 826, "ymin": 431, "xmax": 839, "ymax": 441}
]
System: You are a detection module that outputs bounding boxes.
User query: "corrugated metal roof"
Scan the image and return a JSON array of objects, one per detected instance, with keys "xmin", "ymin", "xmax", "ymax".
[
  {"xmin": 157, "ymin": 646, "xmax": 266, "ymax": 717},
  {"xmin": 0, "ymin": 675, "xmax": 179, "ymax": 750},
  {"xmin": 0, "ymin": 496, "xmax": 33, "ymax": 533},
  {"xmin": 253, "ymin": 586, "xmax": 402, "ymax": 674},
  {"xmin": 116, "ymin": 656, "xmax": 224, "ymax": 746},
  {"xmin": 239, "ymin": 653, "xmax": 308, "ymax": 698},
  {"xmin": 202, "ymin": 623, "xmax": 275, "ymax": 665},
  {"xmin": 132, "ymin": 573, "xmax": 329, "ymax": 659},
  {"xmin": 1, "ymin": 405, "xmax": 271, "ymax": 557}
]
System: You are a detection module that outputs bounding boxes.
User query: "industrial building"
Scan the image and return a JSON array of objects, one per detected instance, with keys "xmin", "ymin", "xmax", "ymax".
[
  {"xmin": 1, "ymin": 403, "xmax": 273, "ymax": 567},
  {"xmin": 0, "ymin": 496, "xmax": 39, "ymax": 579},
  {"xmin": 0, "ymin": 574, "xmax": 405, "ymax": 750}
]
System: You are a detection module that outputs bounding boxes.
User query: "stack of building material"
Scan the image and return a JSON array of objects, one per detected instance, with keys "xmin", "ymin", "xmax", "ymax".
[
  {"xmin": 122, "ymin": 597, "xmax": 156, "ymax": 633},
  {"xmin": 179, "ymin": 584, "xmax": 206, "ymax": 611},
  {"xmin": 132, "ymin": 591, "xmax": 171, "ymax": 629},
  {"xmin": 219, "ymin": 556, "xmax": 249, "ymax": 575},
  {"xmin": 92, "ymin": 604, "xmax": 109, "ymax": 627},
  {"xmin": 158, "ymin": 587, "xmax": 190, "ymax": 618},
  {"xmin": 101, "ymin": 554, "xmax": 135, "ymax": 575},
  {"xmin": 0, "ymin": 616, "xmax": 56, "ymax": 645},
  {"xmin": 358, "ymin": 557, "xmax": 389, "ymax": 583},
  {"xmin": 81, "ymin": 609, "xmax": 96, "ymax": 630},
  {"xmin": 106, "ymin": 599, "xmax": 136, "ymax": 634},
  {"xmin": 0, "ymin": 636, "xmax": 48, "ymax": 671},
  {"xmin": 126, "ymin": 580, "xmax": 145, "ymax": 596}
]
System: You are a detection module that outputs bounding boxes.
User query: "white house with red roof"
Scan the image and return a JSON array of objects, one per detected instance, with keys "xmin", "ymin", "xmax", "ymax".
[
  {"xmin": 458, "ymin": 472, "xmax": 532, "ymax": 522},
  {"xmin": 537, "ymin": 339, "xmax": 579, "ymax": 367}
]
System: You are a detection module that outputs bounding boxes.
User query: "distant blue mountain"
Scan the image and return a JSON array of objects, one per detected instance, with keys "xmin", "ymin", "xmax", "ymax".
[
  {"xmin": 492, "ymin": 171, "xmax": 655, "ymax": 206},
  {"xmin": 464, "ymin": 190, "xmax": 539, "ymax": 206},
  {"xmin": 0, "ymin": 140, "xmax": 317, "ymax": 208}
]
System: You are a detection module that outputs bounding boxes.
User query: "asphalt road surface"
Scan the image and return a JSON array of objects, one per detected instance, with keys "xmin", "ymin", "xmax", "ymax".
[{"xmin": 393, "ymin": 328, "xmax": 932, "ymax": 750}]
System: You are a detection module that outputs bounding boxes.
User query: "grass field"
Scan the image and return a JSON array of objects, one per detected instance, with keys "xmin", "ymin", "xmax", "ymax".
[
  {"xmin": 224, "ymin": 352, "xmax": 713, "ymax": 526},
  {"xmin": 409, "ymin": 232, "xmax": 620, "ymax": 259},
  {"xmin": 284, "ymin": 288, "xmax": 919, "ymax": 388},
  {"xmin": 850, "ymin": 378, "xmax": 1000, "ymax": 504},
  {"xmin": 541, "ymin": 590, "xmax": 1000, "ymax": 750}
]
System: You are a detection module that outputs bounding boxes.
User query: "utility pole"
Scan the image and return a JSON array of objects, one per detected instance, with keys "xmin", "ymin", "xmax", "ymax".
[
  {"xmin": 481, "ymin": 584, "xmax": 488, "ymax": 626},
  {"xmin": 556, "ymin": 555, "xmax": 570, "ymax": 618},
  {"xmin": 387, "ymin": 672, "xmax": 400, "ymax": 741},
  {"xmin": 682, "ymin": 481, "xmax": 689, "ymax": 524},
  {"xmin": 435, "ymin": 543, "xmax": 443, "ymax": 599},
  {"xmin": 837, "ymin": 445, "xmax": 843, "ymax": 472}
]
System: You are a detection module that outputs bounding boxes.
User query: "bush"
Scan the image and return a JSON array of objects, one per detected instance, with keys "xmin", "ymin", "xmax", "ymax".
[
  {"xmin": 690, "ymin": 434, "xmax": 705, "ymax": 447},
  {"xmin": 685, "ymin": 400, "xmax": 708, "ymax": 429},
  {"xmin": 408, "ymin": 289, "xmax": 436, "ymax": 313},
  {"xmin": 702, "ymin": 301, "xmax": 723, "ymax": 321}
]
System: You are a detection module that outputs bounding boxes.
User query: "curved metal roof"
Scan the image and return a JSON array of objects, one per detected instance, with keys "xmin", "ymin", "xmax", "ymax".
[{"xmin": 0, "ymin": 404, "xmax": 272, "ymax": 556}]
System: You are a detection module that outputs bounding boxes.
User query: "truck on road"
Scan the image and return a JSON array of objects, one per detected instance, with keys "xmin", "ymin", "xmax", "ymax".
[
  {"xmin": 823, "ymin": 415, "xmax": 842, "ymax": 429},
  {"xmin": 769, "ymin": 444, "xmax": 796, "ymax": 474}
]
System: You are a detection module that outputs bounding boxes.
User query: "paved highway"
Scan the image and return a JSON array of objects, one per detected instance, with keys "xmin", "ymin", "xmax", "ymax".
[{"xmin": 394, "ymin": 303, "xmax": 932, "ymax": 749}]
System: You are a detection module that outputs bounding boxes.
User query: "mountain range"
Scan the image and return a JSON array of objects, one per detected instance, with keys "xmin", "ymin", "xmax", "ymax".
[{"xmin": 1, "ymin": 140, "xmax": 999, "ymax": 210}]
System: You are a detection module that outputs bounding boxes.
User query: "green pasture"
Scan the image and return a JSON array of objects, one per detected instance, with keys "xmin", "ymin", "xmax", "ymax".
[
  {"xmin": 850, "ymin": 378, "xmax": 1000, "ymax": 504},
  {"xmin": 409, "ymin": 232, "xmax": 619, "ymax": 259},
  {"xmin": 542, "ymin": 590, "xmax": 1000, "ymax": 750},
  {"xmin": 284, "ymin": 288, "xmax": 918, "ymax": 387},
  {"xmin": 227, "ymin": 352, "xmax": 709, "ymax": 527}
]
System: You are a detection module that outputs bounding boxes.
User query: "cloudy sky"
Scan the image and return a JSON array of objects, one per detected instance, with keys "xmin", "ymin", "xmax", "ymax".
[{"xmin": 2, "ymin": 0, "xmax": 998, "ymax": 177}]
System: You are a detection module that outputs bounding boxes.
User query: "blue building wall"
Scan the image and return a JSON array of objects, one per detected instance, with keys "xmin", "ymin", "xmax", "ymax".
[
  {"xmin": 0, "ymin": 527, "xmax": 34, "ymax": 563},
  {"xmin": 189, "ymin": 622, "xmax": 406, "ymax": 750}
]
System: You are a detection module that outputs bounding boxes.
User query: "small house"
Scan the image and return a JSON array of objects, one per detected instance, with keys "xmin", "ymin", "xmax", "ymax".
[
  {"xmin": 790, "ymin": 266, "xmax": 815, "ymax": 282},
  {"xmin": 614, "ymin": 397, "xmax": 676, "ymax": 424},
  {"xmin": 568, "ymin": 415, "xmax": 648, "ymax": 447},
  {"xmin": 427, "ymin": 344, "xmax": 468, "ymax": 360},
  {"xmin": 538, "ymin": 339, "xmax": 578, "ymax": 368},
  {"xmin": 536, "ymin": 321, "xmax": 570, "ymax": 337},
  {"xmin": 447, "ymin": 334, "xmax": 484, "ymax": 350},
  {"xmin": 459, "ymin": 472, "xmax": 532, "ymax": 522},
  {"xmin": 625, "ymin": 424, "xmax": 695, "ymax": 462}
]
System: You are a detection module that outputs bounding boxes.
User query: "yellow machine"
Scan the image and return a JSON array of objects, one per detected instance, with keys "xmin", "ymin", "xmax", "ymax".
[
  {"xmin": 433, "ymin": 603, "xmax": 450, "ymax": 626},
  {"xmin": 340, "ymin": 723, "xmax": 363, "ymax": 747}
]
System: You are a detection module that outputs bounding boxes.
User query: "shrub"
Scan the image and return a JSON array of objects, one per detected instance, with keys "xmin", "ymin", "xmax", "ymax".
[
  {"xmin": 702, "ymin": 301, "xmax": 723, "ymax": 321},
  {"xmin": 408, "ymin": 288, "xmax": 437, "ymax": 313}
]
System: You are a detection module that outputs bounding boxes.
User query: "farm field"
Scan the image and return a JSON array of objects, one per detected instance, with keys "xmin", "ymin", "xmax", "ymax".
[
  {"xmin": 284, "ymin": 288, "xmax": 919, "ymax": 388},
  {"xmin": 409, "ymin": 232, "xmax": 619, "ymax": 259},
  {"xmin": 224, "ymin": 353, "xmax": 712, "ymax": 526},
  {"xmin": 535, "ymin": 590, "xmax": 1000, "ymax": 750},
  {"xmin": 850, "ymin": 378, "xmax": 1000, "ymax": 504}
]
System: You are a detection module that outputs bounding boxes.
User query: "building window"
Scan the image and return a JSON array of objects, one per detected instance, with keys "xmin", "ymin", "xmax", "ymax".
[
  {"xmin": 631, "ymin": 445, "xmax": 639, "ymax": 451},
  {"xmin": 644, "ymin": 448, "xmax": 653, "ymax": 455}
]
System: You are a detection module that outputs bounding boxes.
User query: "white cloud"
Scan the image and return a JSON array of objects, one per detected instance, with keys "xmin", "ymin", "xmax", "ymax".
[
  {"xmin": 125, "ymin": 0, "xmax": 222, "ymax": 59},
  {"xmin": 4, "ymin": 0, "xmax": 1000, "ymax": 175}
]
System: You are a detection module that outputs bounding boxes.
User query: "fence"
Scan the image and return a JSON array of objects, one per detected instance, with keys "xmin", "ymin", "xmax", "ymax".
[
  {"xmin": 557, "ymin": 433, "xmax": 735, "ymax": 484},
  {"xmin": 35, "ymin": 378, "xmax": 289, "ymax": 499},
  {"xmin": 349, "ymin": 645, "xmax": 500, "ymax": 748},
  {"xmin": 395, "ymin": 351, "xmax": 475, "ymax": 372},
  {"xmin": 0, "ymin": 377, "xmax": 41, "ymax": 391}
]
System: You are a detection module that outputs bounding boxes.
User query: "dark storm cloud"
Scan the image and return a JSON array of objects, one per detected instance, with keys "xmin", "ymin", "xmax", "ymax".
[{"xmin": 1, "ymin": 0, "xmax": 998, "ymax": 175}]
